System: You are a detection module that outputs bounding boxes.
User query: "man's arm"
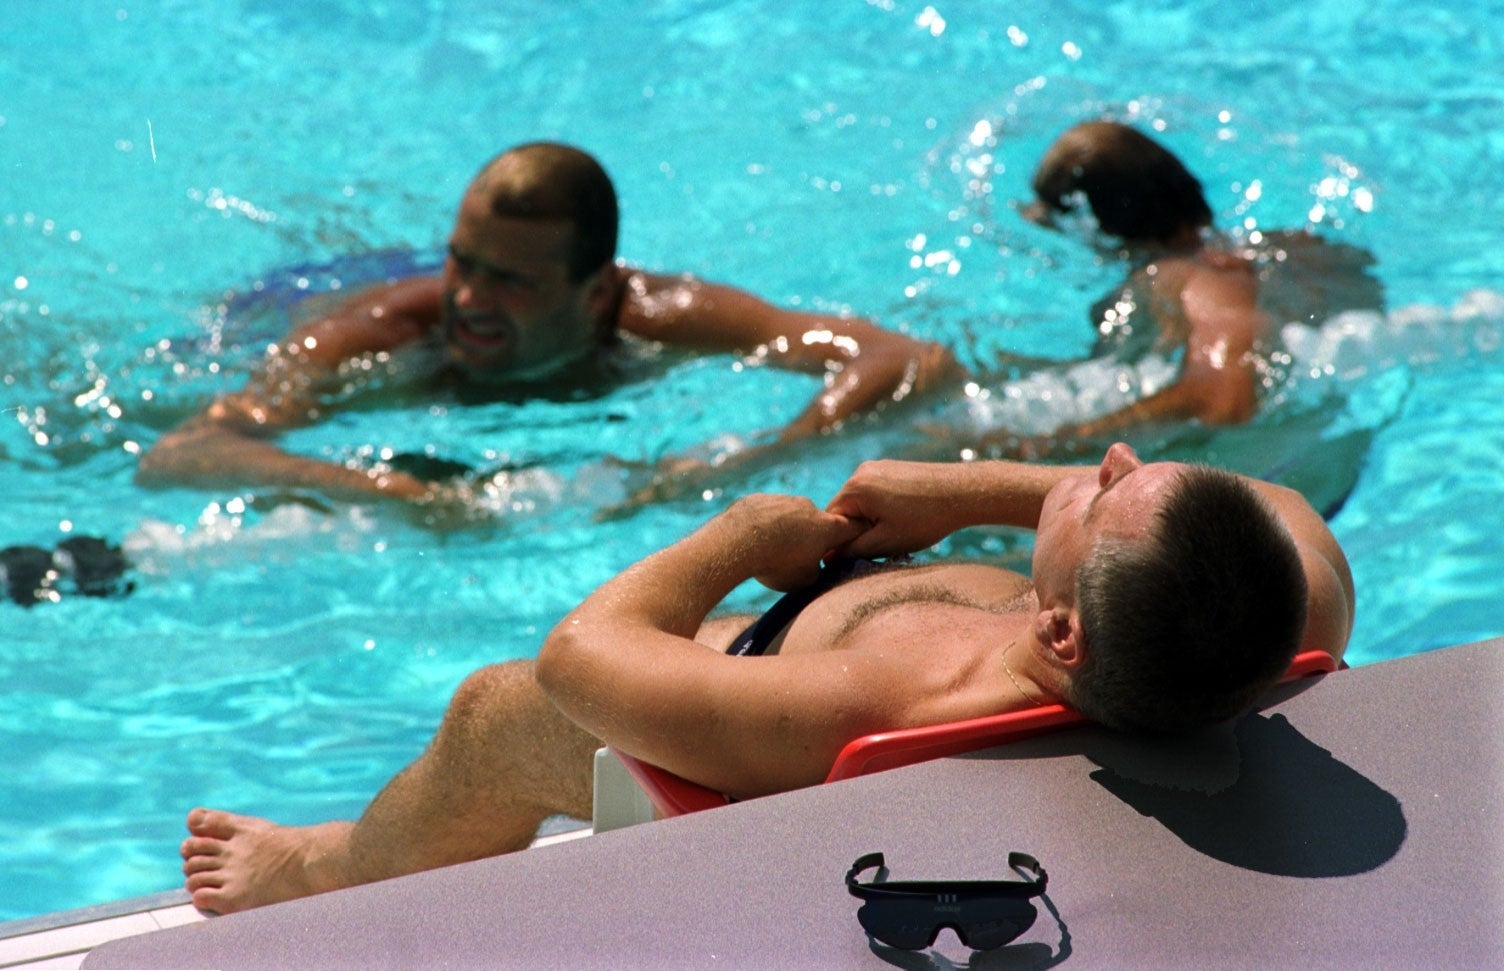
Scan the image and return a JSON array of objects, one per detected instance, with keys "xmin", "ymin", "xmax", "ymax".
[
  {"xmin": 135, "ymin": 277, "xmax": 442, "ymax": 501},
  {"xmin": 825, "ymin": 454, "xmax": 1356, "ymax": 662},
  {"xmin": 537, "ymin": 495, "xmax": 913, "ymax": 799},
  {"xmin": 956, "ymin": 261, "xmax": 1265, "ymax": 463},
  {"xmin": 1074, "ymin": 261, "xmax": 1264, "ymax": 437},
  {"xmin": 610, "ymin": 273, "xmax": 961, "ymax": 504},
  {"xmin": 623, "ymin": 273, "xmax": 960, "ymax": 440},
  {"xmin": 824, "ymin": 458, "xmax": 1090, "ymax": 558}
]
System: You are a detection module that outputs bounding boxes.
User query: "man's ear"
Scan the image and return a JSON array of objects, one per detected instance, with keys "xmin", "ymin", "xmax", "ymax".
[
  {"xmin": 1034, "ymin": 606, "xmax": 1087, "ymax": 671},
  {"xmin": 580, "ymin": 264, "xmax": 617, "ymax": 323}
]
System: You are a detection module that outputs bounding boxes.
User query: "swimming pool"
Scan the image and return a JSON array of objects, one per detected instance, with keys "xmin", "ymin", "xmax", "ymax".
[{"xmin": 2, "ymin": 0, "xmax": 1501, "ymax": 921}]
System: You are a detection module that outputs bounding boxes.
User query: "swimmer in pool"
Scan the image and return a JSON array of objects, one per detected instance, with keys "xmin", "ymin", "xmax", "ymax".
[
  {"xmin": 135, "ymin": 142, "xmax": 958, "ymax": 509},
  {"xmin": 949, "ymin": 120, "xmax": 1384, "ymax": 458},
  {"xmin": 178, "ymin": 444, "xmax": 1352, "ymax": 914}
]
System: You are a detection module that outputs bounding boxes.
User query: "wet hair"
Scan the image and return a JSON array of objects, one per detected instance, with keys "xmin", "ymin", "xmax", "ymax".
[
  {"xmin": 1031, "ymin": 121, "xmax": 1213, "ymax": 245},
  {"xmin": 1068, "ymin": 466, "xmax": 1307, "ymax": 733},
  {"xmin": 469, "ymin": 142, "xmax": 619, "ymax": 282}
]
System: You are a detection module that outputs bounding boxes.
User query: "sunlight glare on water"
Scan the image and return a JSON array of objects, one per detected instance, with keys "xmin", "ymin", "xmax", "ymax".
[{"xmin": 0, "ymin": 0, "xmax": 1501, "ymax": 920}]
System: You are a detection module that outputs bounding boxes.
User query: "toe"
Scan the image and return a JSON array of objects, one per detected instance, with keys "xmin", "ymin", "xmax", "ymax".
[
  {"xmin": 186, "ymin": 808, "xmax": 241, "ymax": 839},
  {"xmin": 182, "ymin": 843, "xmax": 227, "ymax": 875},
  {"xmin": 188, "ymin": 885, "xmax": 227, "ymax": 917}
]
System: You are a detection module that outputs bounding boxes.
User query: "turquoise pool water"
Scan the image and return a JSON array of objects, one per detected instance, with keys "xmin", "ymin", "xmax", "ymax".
[{"xmin": 2, "ymin": 0, "xmax": 1502, "ymax": 920}]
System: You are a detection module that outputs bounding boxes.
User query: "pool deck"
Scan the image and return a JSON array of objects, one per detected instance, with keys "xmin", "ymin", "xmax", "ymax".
[
  {"xmin": 0, "ymin": 828, "xmax": 592, "ymax": 970},
  {"xmin": 0, "ymin": 893, "xmax": 202, "ymax": 971},
  {"xmin": 4, "ymin": 636, "xmax": 1501, "ymax": 969}
]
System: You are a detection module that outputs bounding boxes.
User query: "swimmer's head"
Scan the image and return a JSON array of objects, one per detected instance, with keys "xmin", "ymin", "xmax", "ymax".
[
  {"xmin": 1027, "ymin": 121, "xmax": 1212, "ymax": 247},
  {"xmin": 441, "ymin": 143, "xmax": 620, "ymax": 382},
  {"xmin": 466, "ymin": 143, "xmax": 619, "ymax": 283}
]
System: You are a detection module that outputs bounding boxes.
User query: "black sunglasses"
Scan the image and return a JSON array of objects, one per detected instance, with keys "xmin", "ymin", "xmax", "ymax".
[{"xmin": 845, "ymin": 851, "xmax": 1048, "ymax": 951}]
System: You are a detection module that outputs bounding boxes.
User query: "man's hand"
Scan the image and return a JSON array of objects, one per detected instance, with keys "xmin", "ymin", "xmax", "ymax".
[
  {"xmin": 824, "ymin": 460, "xmax": 967, "ymax": 559},
  {"xmin": 607, "ymin": 447, "xmax": 749, "ymax": 513},
  {"xmin": 713, "ymin": 493, "xmax": 866, "ymax": 591},
  {"xmin": 826, "ymin": 455, "xmax": 1085, "ymax": 557}
]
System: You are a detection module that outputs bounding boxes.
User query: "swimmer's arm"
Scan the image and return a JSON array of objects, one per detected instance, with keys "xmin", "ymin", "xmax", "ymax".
[
  {"xmin": 1069, "ymin": 379, "xmax": 1220, "ymax": 439},
  {"xmin": 1243, "ymin": 479, "xmax": 1356, "ymax": 662},
  {"xmin": 1065, "ymin": 263, "xmax": 1265, "ymax": 438},
  {"xmin": 622, "ymin": 272, "xmax": 961, "ymax": 441},
  {"xmin": 276, "ymin": 276, "xmax": 444, "ymax": 369},
  {"xmin": 826, "ymin": 458, "xmax": 1091, "ymax": 557},
  {"xmin": 539, "ymin": 495, "xmax": 891, "ymax": 797},
  {"xmin": 134, "ymin": 277, "xmax": 442, "ymax": 500},
  {"xmin": 135, "ymin": 417, "xmax": 432, "ymax": 501},
  {"xmin": 605, "ymin": 273, "xmax": 961, "ymax": 508}
]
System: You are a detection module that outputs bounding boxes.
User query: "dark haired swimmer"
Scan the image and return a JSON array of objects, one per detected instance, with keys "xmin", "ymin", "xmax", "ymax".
[
  {"xmin": 178, "ymin": 444, "xmax": 1351, "ymax": 914},
  {"xmin": 136, "ymin": 142, "xmax": 957, "ymax": 512},
  {"xmin": 963, "ymin": 120, "xmax": 1383, "ymax": 457}
]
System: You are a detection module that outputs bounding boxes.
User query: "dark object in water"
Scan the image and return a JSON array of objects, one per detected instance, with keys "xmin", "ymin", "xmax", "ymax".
[
  {"xmin": 0, "ymin": 545, "xmax": 56, "ymax": 606},
  {"xmin": 385, "ymin": 452, "xmax": 477, "ymax": 482},
  {"xmin": 54, "ymin": 536, "xmax": 135, "ymax": 599},
  {"xmin": 0, "ymin": 536, "xmax": 134, "ymax": 606}
]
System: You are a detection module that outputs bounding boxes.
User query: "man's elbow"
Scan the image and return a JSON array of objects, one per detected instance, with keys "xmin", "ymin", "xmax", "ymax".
[
  {"xmin": 890, "ymin": 339, "xmax": 960, "ymax": 389},
  {"xmin": 1185, "ymin": 375, "xmax": 1258, "ymax": 426},
  {"xmin": 534, "ymin": 624, "xmax": 586, "ymax": 703},
  {"xmin": 1196, "ymin": 394, "xmax": 1257, "ymax": 426},
  {"xmin": 132, "ymin": 439, "xmax": 184, "ymax": 488},
  {"xmin": 853, "ymin": 339, "xmax": 960, "ymax": 407}
]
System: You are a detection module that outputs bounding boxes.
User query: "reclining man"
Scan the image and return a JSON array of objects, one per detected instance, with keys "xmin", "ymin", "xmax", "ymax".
[
  {"xmin": 180, "ymin": 443, "xmax": 1352, "ymax": 913},
  {"xmin": 136, "ymin": 142, "xmax": 955, "ymax": 508}
]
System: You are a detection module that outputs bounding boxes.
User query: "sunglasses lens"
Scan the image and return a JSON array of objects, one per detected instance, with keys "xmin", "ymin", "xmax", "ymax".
[
  {"xmin": 956, "ymin": 902, "xmax": 1039, "ymax": 950},
  {"xmin": 856, "ymin": 901, "xmax": 938, "ymax": 950}
]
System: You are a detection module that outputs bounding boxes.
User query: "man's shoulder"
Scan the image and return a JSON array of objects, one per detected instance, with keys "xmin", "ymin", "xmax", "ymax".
[
  {"xmin": 348, "ymin": 274, "xmax": 445, "ymax": 326},
  {"xmin": 613, "ymin": 267, "xmax": 727, "ymax": 342},
  {"xmin": 1176, "ymin": 250, "xmax": 1261, "ymax": 313},
  {"xmin": 290, "ymin": 275, "xmax": 443, "ymax": 360},
  {"xmin": 614, "ymin": 267, "xmax": 699, "ymax": 310}
]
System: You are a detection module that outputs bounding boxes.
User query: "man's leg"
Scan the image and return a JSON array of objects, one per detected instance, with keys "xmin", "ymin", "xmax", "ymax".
[{"xmin": 181, "ymin": 660, "xmax": 599, "ymax": 914}]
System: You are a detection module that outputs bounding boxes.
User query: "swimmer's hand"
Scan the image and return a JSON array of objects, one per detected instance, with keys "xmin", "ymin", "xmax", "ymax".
[
  {"xmin": 976, "ymin": 427, "xmax": 1099, "ymax": 461},
  {"xmin": 405, "ymin": 477, "xmax": 540, "ymax": 531},
  {"xmin": 597, "ymin": 436, "xmax": 774, "ymax": 518},
  {"xmin": 590, "ymin": 456, "xmax": 712, "ymax": 521},
  {"xmin": 910, "ymin": 420, "xmax": 1101, "ymax": 463},
  {"xmin": 629, "ymin": 455, "xmax": 724, "ymax": 503}
]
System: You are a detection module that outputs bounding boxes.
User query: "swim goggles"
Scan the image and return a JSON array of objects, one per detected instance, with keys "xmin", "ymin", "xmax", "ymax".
[{"xmin": 845, "ymin": 851, "xmax": 1047, "ymax": 951}]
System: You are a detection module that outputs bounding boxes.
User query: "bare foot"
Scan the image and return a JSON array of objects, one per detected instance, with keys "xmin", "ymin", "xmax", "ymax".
[{"xmin": 181, "ymin": 808, "xmax": 356, "ymax": 914}]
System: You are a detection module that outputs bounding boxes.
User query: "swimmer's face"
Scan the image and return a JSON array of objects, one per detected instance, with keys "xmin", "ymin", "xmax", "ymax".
[
  {"xmin": 1032, "ymin": 443, "xmax": 1185, "ymax": 607},
  {"xmin": 1021, "ymin": 132, "xmax": 1086, "ymax": 232},
  {"xmin": 441, "ymin": 192, "xmax": 606, "ymax": 382}
]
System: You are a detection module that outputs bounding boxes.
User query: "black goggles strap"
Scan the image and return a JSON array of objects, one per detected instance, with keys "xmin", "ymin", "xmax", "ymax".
[{"xmin": 845, "ymin": 851, "xmax": 1047, "ymax": 901}]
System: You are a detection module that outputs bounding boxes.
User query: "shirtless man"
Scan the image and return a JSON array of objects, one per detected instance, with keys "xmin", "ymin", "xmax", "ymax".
[
  {"xmin": 993, "ymin": 120, "xmax": 1383, "ymax": 450},
  {"xmin": 179, "ymin": 443, "xmax": 1352, "ymax": 913},
  {"xmin": 136, "ymin": 142, "xmax": 954, "ymax": 507}
]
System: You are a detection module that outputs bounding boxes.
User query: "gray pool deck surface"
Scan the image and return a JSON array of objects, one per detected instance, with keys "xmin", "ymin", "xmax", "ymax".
[{"xmin": 3, "ymin": 636, "xmax": 1499, "ymax": 969}]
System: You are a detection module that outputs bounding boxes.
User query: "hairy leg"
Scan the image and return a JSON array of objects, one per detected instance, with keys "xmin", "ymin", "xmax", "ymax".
[{"xmin": 182, "ymin": 660, "xmax": 599, "ymax": 914}]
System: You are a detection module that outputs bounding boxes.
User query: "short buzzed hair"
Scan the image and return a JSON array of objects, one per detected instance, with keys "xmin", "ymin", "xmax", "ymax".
[
  {"xmin": 469, "ymin": 142, "xmax": 619, "ymax": 282},
  {"xmin": 1069, "ymin": 465, "xmax": 1307, "ymax": 733},
  {"xmin": 1031, "ymin": 121, "xmax": 1213, "ymax": 245}
]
